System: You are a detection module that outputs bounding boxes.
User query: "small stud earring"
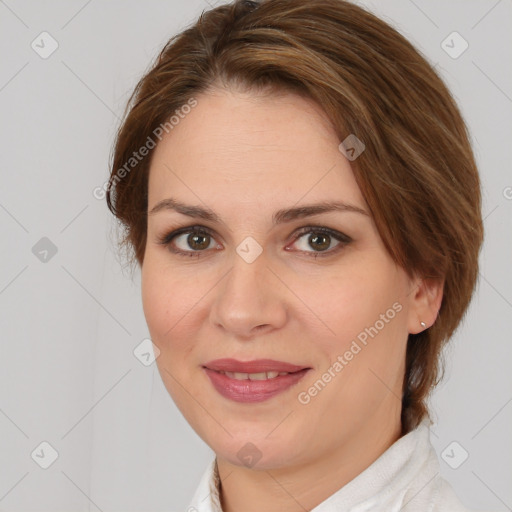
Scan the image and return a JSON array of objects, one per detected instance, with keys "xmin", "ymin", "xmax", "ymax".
[{"xmin": 420, "ymin": 321, "xmax": 426, "ymax": 328}]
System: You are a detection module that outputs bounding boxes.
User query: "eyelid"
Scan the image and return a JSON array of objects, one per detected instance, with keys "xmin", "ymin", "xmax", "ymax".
[
  {"xmin": 157, "ymin": 224, "xmax": 217, "ymax": 246},
  {"xmin": 285, "ymin": 226, "xmax": 352, "ymax": 257},
  {"xmin": 291, "ymin": 225, "xmax": 352, "ymax": 244}
]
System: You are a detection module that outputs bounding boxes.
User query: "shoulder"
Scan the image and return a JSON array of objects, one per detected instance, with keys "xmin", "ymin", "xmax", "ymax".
[
  {"xmin": 396, "ymin": 422, "xmax": 491, "ymax": 512},
  {"xmin": 428, "ymin": 473, "xmax": 493, "ymax": 512}
]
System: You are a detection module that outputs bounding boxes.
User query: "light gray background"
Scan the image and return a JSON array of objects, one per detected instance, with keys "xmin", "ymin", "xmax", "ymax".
[{"xmin": 0, "ymin": 0, "xmax": 511, "ymax": 511}]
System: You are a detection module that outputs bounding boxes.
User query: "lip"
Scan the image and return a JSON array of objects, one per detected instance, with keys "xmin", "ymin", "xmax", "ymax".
[
  {"xmin": 203, "ymin": 358, "xmax": 308, "ymax": 373},
  {"xmin": 203, "ymin": 359, "xmax": 311, "ymax": 403}
]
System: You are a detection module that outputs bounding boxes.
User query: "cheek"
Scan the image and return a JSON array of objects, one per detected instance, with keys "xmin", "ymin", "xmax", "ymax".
[
  {"xmin": 142, "ymin": 261, "xmax": 191, "ymax": 351},
  {"xmin": 141, "ymin": 258, "xmax": 214, "ymax": 382},
  {"xmin": 325, "ymin": 271, "xmax": 408, "ymax": 397},
  {"xmin": 141, "ymin": 265, "xmax": 168, "ymax": 341},
  {"xmin": 293, "ymin": 261, "xmax": 406, "ymax": 354},
  {"xmin": 141, "ymin": 262, "xmax": 204, "ymax": 408},
  {"xmin": 142, "ymin": 254, "xmax": 198, "ymax": 331},
  {"xmin": 299, "ymin": 276, "xmax": 408, "ymax": 419}
]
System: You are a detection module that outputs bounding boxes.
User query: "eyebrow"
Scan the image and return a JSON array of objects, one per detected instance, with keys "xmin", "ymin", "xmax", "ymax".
[{"xmin": 148, "ymin": 198, "xmax": 369, "ymax": 224}]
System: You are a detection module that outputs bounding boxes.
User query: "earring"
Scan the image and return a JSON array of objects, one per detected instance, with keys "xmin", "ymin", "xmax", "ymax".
[{"xmin": 420, "ymin": 321, "xmax": 426, "ymax": 328}]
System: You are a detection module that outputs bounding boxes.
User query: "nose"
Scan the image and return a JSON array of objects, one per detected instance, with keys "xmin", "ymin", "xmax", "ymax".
[{"xmin": 209, "ymin": 250, "xmax": 288, "ymax": 340}]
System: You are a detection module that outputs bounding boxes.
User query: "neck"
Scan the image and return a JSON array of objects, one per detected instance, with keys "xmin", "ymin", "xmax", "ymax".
[{"xmin": 217, "ymin": 412, "xmax": 402, "ymax": 512}]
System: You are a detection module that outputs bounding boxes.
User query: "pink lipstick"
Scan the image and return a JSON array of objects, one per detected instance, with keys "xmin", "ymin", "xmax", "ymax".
[{"xmin": 203, "ymin": 358, "xmax": 311, "ymax": 403}]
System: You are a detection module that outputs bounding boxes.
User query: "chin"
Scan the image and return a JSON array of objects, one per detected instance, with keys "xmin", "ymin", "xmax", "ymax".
[{"xmin": 209, "ymin": 433, "xmax": 300, "ymax": 471}]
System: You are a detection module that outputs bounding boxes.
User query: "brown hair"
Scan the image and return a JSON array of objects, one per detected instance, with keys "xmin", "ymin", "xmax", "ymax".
[{"xmin": 106, "ymin": 0, "xmax": 483, "ymax": 434}]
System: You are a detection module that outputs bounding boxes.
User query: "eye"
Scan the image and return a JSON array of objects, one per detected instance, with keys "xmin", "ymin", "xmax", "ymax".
[
  {"xmin": 157, "ymin": 226, "xmax": 221, "ymax": 257},
  {"xmin": 288, "ymin": 226, "xmax": 352, "ymax": 257}
]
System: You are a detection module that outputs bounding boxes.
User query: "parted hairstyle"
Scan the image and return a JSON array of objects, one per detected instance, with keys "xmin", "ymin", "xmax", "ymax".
[{"xmin": 106, "ymin": 0, "xmax": 483, "ymax": 434}]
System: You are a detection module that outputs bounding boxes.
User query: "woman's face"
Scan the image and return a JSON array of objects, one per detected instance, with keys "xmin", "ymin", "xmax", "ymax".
[{"xmin": 142, "ymin": 87, "xmax": 426, "ymax": 470}]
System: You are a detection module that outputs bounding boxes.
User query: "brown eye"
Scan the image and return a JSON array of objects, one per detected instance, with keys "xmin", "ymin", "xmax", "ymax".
[
  {"xmin": 172, "ymin": 231, "xmax": 214, "ymax": 252},
  {"xmin": 157, "ymin": 226, "xmax": 220, "ymax": 257},
  {"xmin": 290, "ymin": 227, "xmax": 352, "ymax": 256},
  {"xmin": 186, "ymin": 233, "xmax": 211, "ymax": 251},
  {"xmin": 308, "ymin": 233, "xmax": 331, "ymax": 251}
]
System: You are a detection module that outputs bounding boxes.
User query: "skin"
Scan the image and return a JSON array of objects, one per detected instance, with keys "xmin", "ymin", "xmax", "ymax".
[{"xmin": 141, "ymin": 86, "xmax": 443, "ymax": 512}]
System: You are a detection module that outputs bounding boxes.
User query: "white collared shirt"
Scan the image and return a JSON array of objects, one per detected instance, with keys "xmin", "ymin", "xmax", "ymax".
[{"xmin": 187, "ymin": 419, "xmax": 483, "ymax": 511}]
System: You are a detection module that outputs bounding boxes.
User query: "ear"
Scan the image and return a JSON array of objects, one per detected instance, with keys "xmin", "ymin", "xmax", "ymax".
[{"xmin": 407, "ymin": 276, "xmax": 444, "ymax": 334}]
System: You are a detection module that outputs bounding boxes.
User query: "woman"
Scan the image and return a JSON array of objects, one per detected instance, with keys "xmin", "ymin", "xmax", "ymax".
[{"xmin": 106, "ymin": 0, "xmax": 486, "ymax": 510}]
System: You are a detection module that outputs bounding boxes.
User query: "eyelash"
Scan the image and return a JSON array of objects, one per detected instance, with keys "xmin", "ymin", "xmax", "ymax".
[{"xmin": 156, "ymin": 224, "xmax": 352, "ymax": 259}]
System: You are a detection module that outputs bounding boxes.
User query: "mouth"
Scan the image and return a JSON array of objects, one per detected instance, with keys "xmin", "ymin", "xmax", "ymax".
[
  {"xmin": 202, "ymin": 358, "xmax": 311, "ymax": 403},
  {"xmin": 214, "ymin": 370, "xmax": 295, "ymax": 380},
  {"xmin": 203, "ymin": 358, "xmax": 309, "ymax": 373}
]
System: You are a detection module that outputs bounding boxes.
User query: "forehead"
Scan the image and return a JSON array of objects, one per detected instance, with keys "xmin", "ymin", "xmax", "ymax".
[{"xmin": 147, "ymin": 88, "xmax": 366, "ymax": 214}]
